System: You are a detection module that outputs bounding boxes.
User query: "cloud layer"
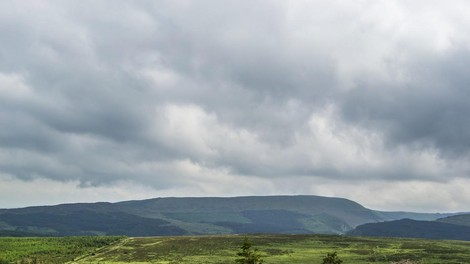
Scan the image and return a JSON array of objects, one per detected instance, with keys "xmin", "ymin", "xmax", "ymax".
[{"xmin": 1, "ymin": 0, "xmax": 469, "ymax": 211}]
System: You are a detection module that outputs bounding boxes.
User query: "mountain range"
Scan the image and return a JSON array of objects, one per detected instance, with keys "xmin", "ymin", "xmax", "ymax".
[{"xmin": 1, "ymin": 195, "xmax": 463, "ymax": 238}]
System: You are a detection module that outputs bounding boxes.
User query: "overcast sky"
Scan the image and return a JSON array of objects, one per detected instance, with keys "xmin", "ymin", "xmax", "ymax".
[{"xmin": 1, "ymin": 0, "xmax": 470, "ymax": 212}]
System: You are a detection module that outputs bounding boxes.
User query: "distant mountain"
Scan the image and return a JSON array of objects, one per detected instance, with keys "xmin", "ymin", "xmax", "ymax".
[
  {"xmin": 374, "ymin": 211, "xmax": 457, "ymax": 221},
  {"xmin": 348, "ymin": 218, "xmax": 470, "ymax": 241},
  {"xmin": 0, "ymin": 195, "xmax": 459, "ymax": 237},
  {"xmin": 436, "ymin": 213, "xmax": 470, "ymax": 227}
]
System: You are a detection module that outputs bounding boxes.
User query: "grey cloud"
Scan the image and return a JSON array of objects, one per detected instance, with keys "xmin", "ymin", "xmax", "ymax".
[
  {"xmin": 340, "ymin": 49, "xmax": 470, "ymax": 158},
  {"xmin": 0, "ymin": 0, "xmax": 469, "ymax": 209}
]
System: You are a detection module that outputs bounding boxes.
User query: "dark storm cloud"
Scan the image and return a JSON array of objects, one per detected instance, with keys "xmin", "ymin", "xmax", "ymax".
[
  {"xmin": 0, "ymin": 0, "xmax": 470, "ymax": 209},
  {"xmin": 341, "ymin": 49, "xmax": 470, "ymax": 157}
]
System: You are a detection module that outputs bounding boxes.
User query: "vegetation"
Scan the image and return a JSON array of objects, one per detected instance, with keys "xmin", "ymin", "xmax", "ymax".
[
  {"xmin": 236, "ymin": 238, "xmax": 264, "ymax": 264},
  {"xmin": 0, "ymin": 234, "xmax": 469, "ymax": 263},
  {"xmin": 35, "ymin": 234, "xmax": 470, "ymax": 263},
  {"xmin": 0, "ymin": 236, "xmax": 123, "ymax": 263},
  {"xmin": 322, "ymin": 252, "xmax": 342, "ymax": 264}
]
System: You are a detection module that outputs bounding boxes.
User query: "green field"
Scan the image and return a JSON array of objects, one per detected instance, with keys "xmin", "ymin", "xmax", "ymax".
[
  {"xmin": 0, "ymin": 236, "xmax": 123, "ymax": 263},
  {"xmin": 1, "ymin": 235, "xmax": 469, "ymax": 263}
]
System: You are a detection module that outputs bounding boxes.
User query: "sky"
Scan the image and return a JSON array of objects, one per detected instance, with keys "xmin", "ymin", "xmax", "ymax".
[{"xmin": 1, "ymin": 0, "xmax": 470, "ymax": 212}]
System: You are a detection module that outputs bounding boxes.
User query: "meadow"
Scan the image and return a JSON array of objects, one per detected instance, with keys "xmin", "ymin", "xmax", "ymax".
[
  {"xmin": 0, "ymin": 236, "xmax": 123, "ymax": 263},
  {"xmin": 1, "ymin": 234, "xmax": 469, "ymax": 263}
]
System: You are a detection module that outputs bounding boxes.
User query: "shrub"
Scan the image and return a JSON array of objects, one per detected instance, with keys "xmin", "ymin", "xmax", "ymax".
[
  {"xmin": 235, "ymin": 238, "xmax": 263, "ymax": 264},
  {"xmin": 322, "ymin": 251, "xmax": 342, "ymax": 264}
]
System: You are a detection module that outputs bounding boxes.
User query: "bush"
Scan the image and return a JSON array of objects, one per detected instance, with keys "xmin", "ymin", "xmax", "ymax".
[
  {"xmin": 322, "ymin": 251, "xmax": 342, "ymax": 264},
  {"xmin": 235, "ymin": 238, "xmax": 263, "ymax": 264}
]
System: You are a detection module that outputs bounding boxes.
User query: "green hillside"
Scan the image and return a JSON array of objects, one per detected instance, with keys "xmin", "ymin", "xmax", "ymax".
[
  {"xmin": 375, "ymin": 211, "xmax": 457, "ymax": 221},
  {"xmin": 348, "ymin": 218, "xmax": 470, "ymax": 241},
  {"xmin": 436, "ymin": 213, "xmax": 470, "ymax": 227},
  {"xmin": 0, "ymin": 196, "xmax": 460, "ymax": 236},
  {"xmin": 116, "ymin": 196, "xmax": 384, "ymax": 234}
]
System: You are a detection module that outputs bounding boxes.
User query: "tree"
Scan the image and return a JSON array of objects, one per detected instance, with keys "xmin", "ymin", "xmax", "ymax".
[
  {"xmin": 235, "ymin": 238, "xmax": 264, "ymax": 264},
  {"xmin": 322, "ymin": 251, "xmax": 342, "ymax": 264}
]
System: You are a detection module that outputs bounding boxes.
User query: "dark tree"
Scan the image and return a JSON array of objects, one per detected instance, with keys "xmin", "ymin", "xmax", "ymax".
[
  {"xmin": 235, "ymin": 238, "xmax": 264, "ymax": 264},
  {"xmin": 322, "ymin": 251, "xmax": 343, "ymax": 264}
]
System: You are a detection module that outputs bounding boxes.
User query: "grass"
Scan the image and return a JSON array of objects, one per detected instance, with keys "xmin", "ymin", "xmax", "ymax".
[
  {"xmin": 0, "ymin": 236, "xmax": 123, "ymax": 263},
  {"xmin": 72, "ymin": 234, "xmax": 470, "ymax": 264},
  {"xmin": 0, "ymin": 234, "xmax": 469, "ymax": 263}
]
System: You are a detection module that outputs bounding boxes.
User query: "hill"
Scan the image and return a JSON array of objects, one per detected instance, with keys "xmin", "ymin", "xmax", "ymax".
[
  {"xmin": 348, "ymin": 218, "xmax": 470, "ymax": 241},
  {"xmin": 435, "ymin": 213, "xmax": 470, "ymax": 227},
  {"xmin": 0, "ymin": 195, "xmax": 457, "ymax": 236},
  {"xmin": 374, "ymin": 211, "xmax": 456, "ymax": 221}
]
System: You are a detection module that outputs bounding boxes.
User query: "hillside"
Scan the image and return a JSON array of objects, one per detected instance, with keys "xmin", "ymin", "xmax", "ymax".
[
  {"xmin": 348, "ymin": 218, "xmax": 470, "ymax": 241},
  {"xmin": 374, "ymin": 211, "xmax": 457, "ymax": 221},
  {"xmin": 0, "ymin": 195, "xmax": 458, "ymax": 236},
  {"xmin": 436, "ymin": 213, "xmax": 470, "ymax": 227}
]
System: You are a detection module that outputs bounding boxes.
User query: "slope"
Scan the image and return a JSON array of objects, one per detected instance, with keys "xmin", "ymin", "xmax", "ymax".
[
  {"xmin": 348, "ymin": 218, "xmax": 470, "ymax": 241},
  {"xmin": 435, "ymin": 213, "xmax": 470, "ymax": 227},
  {"xmin": 0, "ymin": 195, "xmax": 459, "ymax": 236}
]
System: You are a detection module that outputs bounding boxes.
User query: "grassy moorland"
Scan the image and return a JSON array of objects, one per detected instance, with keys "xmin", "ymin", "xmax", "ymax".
[
  {"xmin": 1, "ymin": 234, "xmax": 469, "ymax": 263},
  {"xmin": 0, "ymin": 236, "xmax": 123, "ymax": 263},
  {"xmin": 72, "ymin": 234, "xmax": 470, "ymax": 264}
]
